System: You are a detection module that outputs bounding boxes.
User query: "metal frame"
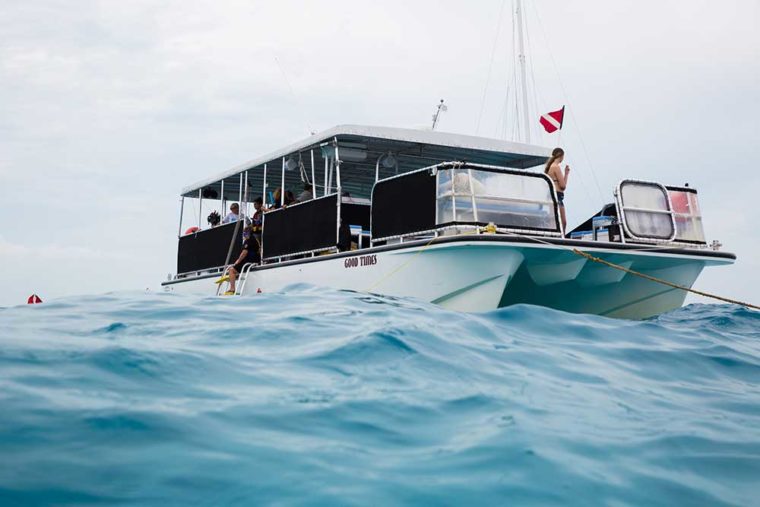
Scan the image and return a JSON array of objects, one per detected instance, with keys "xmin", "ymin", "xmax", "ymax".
[
  {"xmin": 614, "ymin": 179, "xmax": 677, "ymax": 244},
  {"xmin": 197, "ymin": 189, "xmax": 202, "ymax": 228},
  {"xmin": 371, "ymin": 161, "xmax": 562, "ymax": 243},
  {"xmin": 262, "ymin": 163, "xmax": 268, "ymax": 207},
  {"xmin": 177, "ymin": 196, "xmax": 185, "ymax": 237}
]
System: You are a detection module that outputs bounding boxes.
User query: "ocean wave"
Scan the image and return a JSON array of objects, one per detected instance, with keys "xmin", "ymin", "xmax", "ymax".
[{"xmin": 0, "ymin": 289, "xmax": 758, "ymax": 505}]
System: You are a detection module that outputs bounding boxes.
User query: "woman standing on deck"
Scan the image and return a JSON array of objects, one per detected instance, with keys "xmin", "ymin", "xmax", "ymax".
[{"xmin": 544, "ymin": 147, "xmax": 570, "ymax": 233}]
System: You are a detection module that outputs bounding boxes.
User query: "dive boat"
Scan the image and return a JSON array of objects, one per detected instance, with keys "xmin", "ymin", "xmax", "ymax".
[{"xmin": 162, "ymin": 125, "xmax": 735, "ymax": 319}]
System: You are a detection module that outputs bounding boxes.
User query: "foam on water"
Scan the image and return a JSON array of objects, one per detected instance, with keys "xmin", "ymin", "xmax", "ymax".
[{"xmin": 1, "ymin": 288, "xmax": 759, "ymax": 505}]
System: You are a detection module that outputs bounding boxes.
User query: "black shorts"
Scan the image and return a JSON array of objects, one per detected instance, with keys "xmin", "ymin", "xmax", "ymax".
[{"xmin": 556, "ymin": 191, "xmax": 565, "ymax": 206}]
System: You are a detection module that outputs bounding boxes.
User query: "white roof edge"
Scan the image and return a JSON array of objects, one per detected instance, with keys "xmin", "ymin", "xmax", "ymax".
[{"xmin": 181, "ymin": 124, "xmax": 552, "ymax": 195}]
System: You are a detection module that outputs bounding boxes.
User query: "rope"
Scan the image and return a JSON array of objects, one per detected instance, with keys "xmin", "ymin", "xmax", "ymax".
[
  {"xmin": 364, "ymin": 235, "xmax": 442, "ymax": 292},
  {"xmin": 364, "ymin": 228, "xmax": 758, "ymax": 311},
  {"xmin": 571, "ymin": 248, "xmax": 760, "ymax": 310}
]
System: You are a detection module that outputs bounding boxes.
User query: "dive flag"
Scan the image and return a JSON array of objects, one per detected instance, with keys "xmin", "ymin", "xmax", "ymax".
[{"xmin": 540, "ymin": 106, "xmax": 565, "ymax": 133}]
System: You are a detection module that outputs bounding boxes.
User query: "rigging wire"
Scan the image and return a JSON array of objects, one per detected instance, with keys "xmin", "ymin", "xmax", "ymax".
[
  {"xmin": 523, "ymin": 8, "xmax": 594, "ymax": 202},
  {"xmin": 523, "ymin": 9, "xmax": 544, "ymax": 146},
  {"xmin": 476, "ymin": 0, "xmax": 508, "ymax": 135},
  {"xmin": 273, "ymin": 55, "xmax": 314, "ymax": 136},
  {"xmin": 529, "ymin": 2, "xmax": 605, "ymax": 200}
]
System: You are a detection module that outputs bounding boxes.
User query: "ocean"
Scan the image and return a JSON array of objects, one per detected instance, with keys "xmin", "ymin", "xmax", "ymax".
[{"xmin": 1, "ymin": 288, "xmax": 758, "ymax": 506}]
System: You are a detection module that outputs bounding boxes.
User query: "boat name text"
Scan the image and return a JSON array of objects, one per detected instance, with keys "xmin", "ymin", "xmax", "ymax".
[{"xmin": 344, "ymin": 255, "xmax": 378, "ymax": 269}]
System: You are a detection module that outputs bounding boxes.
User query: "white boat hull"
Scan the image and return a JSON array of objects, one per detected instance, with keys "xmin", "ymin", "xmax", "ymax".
[{"xmin": 163, "ymin": 239, "xmax": 734, "ymax": 318}]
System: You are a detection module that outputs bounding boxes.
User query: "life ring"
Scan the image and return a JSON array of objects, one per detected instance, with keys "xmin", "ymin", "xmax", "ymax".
[{"xmin": 184, "ymin": 226, "xmax": 200, "ymax": 235}]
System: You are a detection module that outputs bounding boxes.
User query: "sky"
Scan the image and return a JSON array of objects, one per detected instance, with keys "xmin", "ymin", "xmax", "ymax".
[{"xmin": 1, "ymin": 0, "xmax": 758, "ymax": 307}]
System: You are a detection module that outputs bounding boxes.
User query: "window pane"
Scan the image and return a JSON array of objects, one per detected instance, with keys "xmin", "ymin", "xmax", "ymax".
[
  {"xmin": 625, "ymin": 210, "xmax": 674, "ymax": 239},
  {"xmin": 436, "ymin": 168, "xmax": 558, "ymax": 231},
  {"xmin": 437, "ymin": 195, "xmax": 453, "ymax": 224},
  {"xmin": 621, "ymin": 182, "xmax": 669, "ymax": 209}
]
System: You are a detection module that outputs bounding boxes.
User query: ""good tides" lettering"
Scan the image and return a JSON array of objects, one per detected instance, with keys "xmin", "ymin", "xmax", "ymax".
[{"xmin": 344, "ymin": 254, "xmax": 378, "ymax": 269}]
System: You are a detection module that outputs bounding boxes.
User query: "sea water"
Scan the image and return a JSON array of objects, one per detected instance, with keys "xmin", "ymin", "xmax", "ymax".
[{"xmin": 0, "ymin": 287, "xmax": 758, "ymax": 506}]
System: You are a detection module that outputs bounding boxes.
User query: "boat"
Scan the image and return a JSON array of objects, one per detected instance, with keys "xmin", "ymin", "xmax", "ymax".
[{"xmin": 161, "ymin": 124, "xmax": 735, "ymax": 318}]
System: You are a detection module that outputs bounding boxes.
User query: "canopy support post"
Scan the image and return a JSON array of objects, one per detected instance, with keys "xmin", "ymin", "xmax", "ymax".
[
  {"xmin": 178, "ymin": 196, "xmax": 185, "ymax": 237},
  {"xmin": 263, "ymin": 163, "xmax": 268, "ymax": 207},
  {"xmin": 334, "ymin": 137, "xmax": 341, "ymax": 190},
  {"xmin": 323, "ymin": 155, "xmax": 328, "ymax": 196},
  {"xmin": 310, "ymin": 149, "xmax": 316, "ymax": 191},
  {"xmin": 281, "ymin": 157, "xmax": 286, "ymax": 207},
  {"xmin": 198, "ymin": 189, "xmax": 202, "ymax": 228},
  {"xmin": 243, "ymin": 170, "xmax": 249, "ymax": 218}
]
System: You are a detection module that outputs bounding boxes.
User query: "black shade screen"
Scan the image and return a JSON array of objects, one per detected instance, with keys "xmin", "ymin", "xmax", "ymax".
[
  {"xmin": 177, "ymin": 222, "xmax": 243, "ymax": 273},
  {"xmin": 262, "ymin": 194, "xmax": 339, "ymax": 259},
  {"xmin": 371, "ymin": 170, "xmax": 437, "ymax": 239},
  {"xmin": 341, "ymin": 203, "xmax": 371, "ymax": 230},
  {"xmin": 569, "ymin": 203, "xmax": 617, "ymax": 235}
]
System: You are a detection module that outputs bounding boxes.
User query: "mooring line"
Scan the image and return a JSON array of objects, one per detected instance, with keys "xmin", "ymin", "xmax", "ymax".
[
  {"xmin": 365, "ymin": 228, "xmax": 758, "ymax": 311},
  {"xmin": 570, "ymin": 248, "xmax": 759, "ymax": 310}
]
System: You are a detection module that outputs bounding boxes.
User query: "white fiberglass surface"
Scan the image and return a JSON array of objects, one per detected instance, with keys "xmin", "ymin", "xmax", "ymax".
[{"xmin": 437, "ymin": 169, "xmax": 557, "ymax": 231}]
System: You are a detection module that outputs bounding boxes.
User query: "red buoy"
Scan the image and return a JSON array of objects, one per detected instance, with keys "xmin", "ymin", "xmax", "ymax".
[
  {"xmin": 184, "ymin": 226, "xmax": 200, "ymax": 235},
  {"xmin": 27, "ymin": 294, "xmax": 43, "ymax": 304}
]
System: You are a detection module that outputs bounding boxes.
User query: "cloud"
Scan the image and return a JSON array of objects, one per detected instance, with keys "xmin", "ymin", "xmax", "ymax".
[{"xmin": 0, "ymin": 0, "xmax": 758, "ymax": 306}]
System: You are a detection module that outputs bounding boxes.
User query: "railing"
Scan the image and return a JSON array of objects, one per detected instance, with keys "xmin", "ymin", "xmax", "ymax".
[{"xmin": 615, "ymin": 180, "xmax": 676, "ymax": 243}]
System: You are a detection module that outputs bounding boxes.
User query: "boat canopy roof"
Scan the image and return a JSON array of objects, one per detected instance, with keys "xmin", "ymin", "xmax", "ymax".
[{"xmin": 181, "ymin": 124, "xmax": 552, "ymax": 200}]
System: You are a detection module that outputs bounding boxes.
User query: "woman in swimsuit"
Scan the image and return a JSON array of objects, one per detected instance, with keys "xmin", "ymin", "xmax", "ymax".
[{"xmin": 544, "ymin": 147, "xmax": 570, "ymax": 233}]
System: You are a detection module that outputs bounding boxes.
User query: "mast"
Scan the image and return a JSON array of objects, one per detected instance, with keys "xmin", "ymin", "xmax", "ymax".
[{"xmin": 515, "ymin": 0, "xmax": 530, "ymax": 143}]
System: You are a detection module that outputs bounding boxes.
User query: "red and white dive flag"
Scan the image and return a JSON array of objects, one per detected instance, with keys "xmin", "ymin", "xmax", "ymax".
[{"xmin": 540, "ymin": 106, "xmax": 565, "ymax": 133}]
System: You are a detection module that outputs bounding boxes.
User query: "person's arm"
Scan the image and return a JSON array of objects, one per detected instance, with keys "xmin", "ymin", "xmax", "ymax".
[{"xmin": 232, "ymin": 247, "xmax": 248, "ymax": 265}]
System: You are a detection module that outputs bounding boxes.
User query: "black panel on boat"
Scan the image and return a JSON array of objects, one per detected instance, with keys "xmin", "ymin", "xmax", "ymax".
[
  {"xmin": 371, "ymin": 169, "xmax": 437, "ymax": 239},
  {"xmin": 569, "ymin": 203, "xmax": 617, "ymax": 235},
  {"xmin": 262, "ymin": 194, "xmax": 339, "ymax": 259},
  {"xmin": 341, "ymin": 203, "xmax": 371, "ymax": 231},
  {"xmin": 177, "ymin": 222, "xmax": 243, "ymax": 274}
]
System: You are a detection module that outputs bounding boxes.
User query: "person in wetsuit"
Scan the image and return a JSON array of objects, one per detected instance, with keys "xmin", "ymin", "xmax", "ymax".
[
  {"xmin": 226, "ymin": 232, "xmax": 260, "ymax": 295},
  {"xmin": 544, "ymin": 147, "xmax": 571, "ymax": 233}
]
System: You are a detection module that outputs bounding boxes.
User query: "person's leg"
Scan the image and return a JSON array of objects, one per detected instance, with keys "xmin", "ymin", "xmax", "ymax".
[
  {"xmin": 560, "ymin": 205, "xmax": 567, "ymax": 234},
  {"xmin": 228, "ymin": 266, "xmax": 238, "ymax": 293}
]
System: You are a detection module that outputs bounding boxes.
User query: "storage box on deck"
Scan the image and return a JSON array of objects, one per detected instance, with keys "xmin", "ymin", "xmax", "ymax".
[
  {"xmin": 570, "ymin": 230, "xmax": 594, "ymax": 241},
  {"xmin": 593, "ymin": 216, "xmax": 615, "ymax": 242}
]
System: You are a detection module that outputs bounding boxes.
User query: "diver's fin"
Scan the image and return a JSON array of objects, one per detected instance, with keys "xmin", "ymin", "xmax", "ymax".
[{"xmin": 215, "ymin": 274, "xmax": 230, "ymax": 285}]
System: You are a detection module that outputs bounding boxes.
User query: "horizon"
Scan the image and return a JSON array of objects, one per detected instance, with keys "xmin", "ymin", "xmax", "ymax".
[{"xmin": 1, "ymin": 0, "xmax": 758, "ymax": 308}]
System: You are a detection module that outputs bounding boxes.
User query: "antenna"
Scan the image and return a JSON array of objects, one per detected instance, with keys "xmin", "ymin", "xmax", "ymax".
[{"xmin": 431, "ymin": 99, "xmax": 448, "ymax": 130}]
